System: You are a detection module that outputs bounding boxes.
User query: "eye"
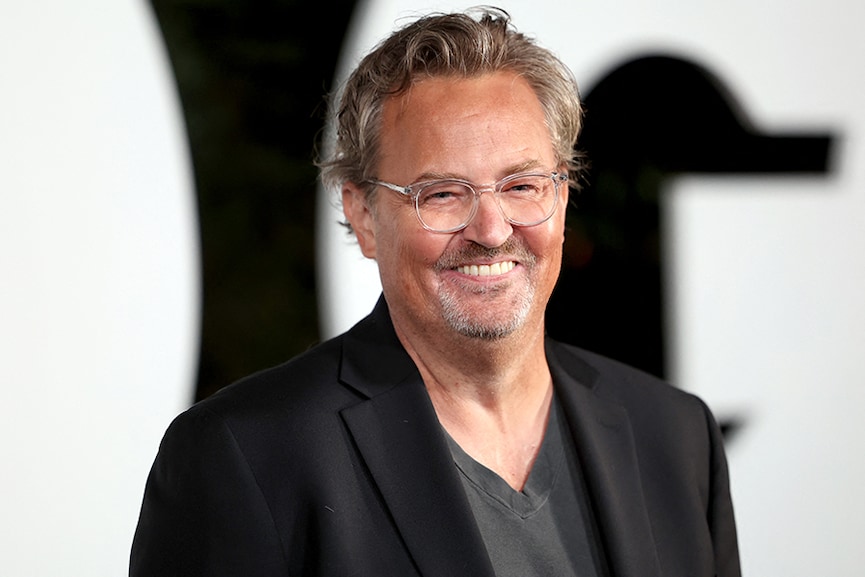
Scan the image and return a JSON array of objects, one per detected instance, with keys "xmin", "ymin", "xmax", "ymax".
[
  {"xmin": 417, "ymin": 182, "xmax": 472, "ymax": 207},
  {"xmin": 428, "ymin": 190, "xmax": 457, "ymax": 200},
  {"xmin": 501, "ymin": 175, "xmax": 546, "ymax": 197}
]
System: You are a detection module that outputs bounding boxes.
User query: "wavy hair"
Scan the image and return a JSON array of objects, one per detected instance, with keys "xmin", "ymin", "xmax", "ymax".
[{"xmin": 318, "ymin": 7, "xmax": 585, "ymax": 198}]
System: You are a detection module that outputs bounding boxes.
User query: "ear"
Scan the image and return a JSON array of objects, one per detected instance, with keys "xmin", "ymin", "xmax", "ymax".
[
  {"xmin": 342, "ymin": 182, "xmax": 377, "ymax": 259},
  {"xmin": 558, "ymin": 178, "xmax": 570, "ymax": 211},
  {"xmin": 556, "ymin": 168, "xmax": 570, "ymax": 243}
]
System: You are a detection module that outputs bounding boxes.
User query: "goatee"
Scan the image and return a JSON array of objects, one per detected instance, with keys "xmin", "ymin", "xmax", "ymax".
[{"xmin": 434, "ymin": 240, "xmax": 537, "ymax": 340}]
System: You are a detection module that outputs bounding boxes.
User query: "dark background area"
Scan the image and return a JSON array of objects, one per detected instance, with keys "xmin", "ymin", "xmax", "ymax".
[{"xmin": 151, "ymin": 0, "xmax": 359, "ymax": 401}]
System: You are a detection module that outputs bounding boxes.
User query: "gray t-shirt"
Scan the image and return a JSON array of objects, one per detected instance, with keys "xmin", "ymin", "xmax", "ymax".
[{"xmin": 446, "ymin": 397, "xmax": 604, "ymax": 577}]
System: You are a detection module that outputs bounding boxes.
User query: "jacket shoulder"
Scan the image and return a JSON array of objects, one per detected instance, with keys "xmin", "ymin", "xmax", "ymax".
[
  {"xmin": 548, "ymin": 339, "xmax": 703, "ymax": 409},
  {"xmin": 183, "ymin": 334, "xmax": 356, "ymax": 429}
]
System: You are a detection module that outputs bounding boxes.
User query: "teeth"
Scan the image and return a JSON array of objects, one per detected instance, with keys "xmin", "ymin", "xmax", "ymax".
[{"xmin": 457, "ymin": 261, "xmax": 515, "ymax": 276}]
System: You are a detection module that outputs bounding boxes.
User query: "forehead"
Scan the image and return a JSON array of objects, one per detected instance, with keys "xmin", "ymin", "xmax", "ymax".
[{"xmin": 377, "ymin": 72, "xmax": 555, "ymax": 181}]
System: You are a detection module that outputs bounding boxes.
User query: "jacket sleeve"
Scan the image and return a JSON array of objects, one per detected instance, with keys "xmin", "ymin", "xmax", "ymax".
[
  {"xmin": 129, "ymin": 407, "xmax": 287, "ymax": 577},
  {"xmin": 701, "ymin": 401, "xmax": 742, "ymax": 577}
]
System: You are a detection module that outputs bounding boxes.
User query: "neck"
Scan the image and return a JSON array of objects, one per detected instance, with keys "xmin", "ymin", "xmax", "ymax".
[
  {"xmin": 392, "ymin": 315, "xmax": 553, "ymax": 491},
  {"xmin": 394, "ymin": 309, "xmax": 550, "ymax": 399}
]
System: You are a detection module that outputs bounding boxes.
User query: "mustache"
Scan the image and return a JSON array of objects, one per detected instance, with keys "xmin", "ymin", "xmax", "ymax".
[{"xmin": 434, "ymin": 239, "xmax": 536, "ymax": 271}]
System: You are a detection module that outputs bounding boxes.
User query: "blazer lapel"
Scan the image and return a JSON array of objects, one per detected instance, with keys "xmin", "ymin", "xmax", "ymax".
[
  {"xmin": 548, "ymin": 341, "xmax": 662, "ymax": 577},
  {"xmin": 338, "ymin": 298, "xmax": 496, "ymax": 577}
]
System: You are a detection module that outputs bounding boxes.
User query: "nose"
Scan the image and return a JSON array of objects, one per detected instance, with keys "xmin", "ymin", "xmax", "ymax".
[{"xmin": 460, "ymin": 190, "xmax": 513, "ymax": 247}]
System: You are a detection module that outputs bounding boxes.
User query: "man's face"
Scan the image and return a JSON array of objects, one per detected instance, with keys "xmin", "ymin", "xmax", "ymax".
[{"xmin": 344, "ymin": 72, "xmax": 568, "ymax": 343}]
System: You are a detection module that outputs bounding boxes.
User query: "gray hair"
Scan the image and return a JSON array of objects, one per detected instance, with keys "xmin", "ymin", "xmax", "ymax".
[{"xmin": 318, "ymin": 7, "xmax": 585, "ymax": 198}]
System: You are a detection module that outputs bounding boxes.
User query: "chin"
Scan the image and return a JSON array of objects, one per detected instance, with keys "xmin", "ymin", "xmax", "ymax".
[{"xmin": 438, "ymin": 289, "xmax": 534, "ymax": 341}]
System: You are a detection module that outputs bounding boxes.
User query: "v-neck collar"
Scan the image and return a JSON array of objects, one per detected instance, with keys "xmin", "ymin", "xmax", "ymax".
[{"xmin": 444, "ymin": 396, "xmax": 567, "ymax": 519}]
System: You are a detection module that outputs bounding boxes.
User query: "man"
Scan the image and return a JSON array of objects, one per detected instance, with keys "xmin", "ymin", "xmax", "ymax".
[{"xmin": 131, "ymin": 8, "xmax": 740, "ymax": 577}]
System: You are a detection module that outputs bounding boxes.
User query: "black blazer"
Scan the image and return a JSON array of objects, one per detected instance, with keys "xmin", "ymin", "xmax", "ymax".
[{"xmin": 130, "ymin": 298, "xmax": 740, "ymax": 577}]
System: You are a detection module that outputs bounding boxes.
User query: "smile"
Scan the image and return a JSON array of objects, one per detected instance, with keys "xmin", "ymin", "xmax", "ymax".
[{"xmin": 456, "ymin": 261, "xmax": 516, "ymax": 277}]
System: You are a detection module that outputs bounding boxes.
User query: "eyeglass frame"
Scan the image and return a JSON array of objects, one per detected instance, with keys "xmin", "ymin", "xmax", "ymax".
[{"xmin": 365, "ymin": 171, "xmax": 568, "ymax": 234}]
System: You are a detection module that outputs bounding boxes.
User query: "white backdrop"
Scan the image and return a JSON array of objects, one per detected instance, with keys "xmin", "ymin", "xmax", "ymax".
[
  {"xmin": 318, "ymin": 1, "xmax": 865, "ymax": 575},
  {"xmin": 0, "ymin": 2, "xmax": 198, "ymax": 575}
]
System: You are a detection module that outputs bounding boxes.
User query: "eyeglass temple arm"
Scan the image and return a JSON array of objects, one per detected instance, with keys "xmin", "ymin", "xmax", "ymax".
[{"xmin": 368, "ymin": 180, "xmax": 412, "ymax": 196}]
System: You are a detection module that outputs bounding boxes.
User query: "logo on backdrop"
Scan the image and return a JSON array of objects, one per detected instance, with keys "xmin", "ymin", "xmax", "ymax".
[{"xmin": 545, "ymin": 54, "xmax": 835, "ymax": 437}]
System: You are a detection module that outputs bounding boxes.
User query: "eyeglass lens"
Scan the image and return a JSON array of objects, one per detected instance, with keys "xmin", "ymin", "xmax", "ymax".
[{"xmin": 415, "ymin": 173, "xmax": 559, "ymax": 232}]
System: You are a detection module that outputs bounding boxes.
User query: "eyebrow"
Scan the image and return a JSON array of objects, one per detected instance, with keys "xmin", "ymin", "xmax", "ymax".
[{"xmin": 411, "ymin": 160, "xmax": 546, "ymax": 184}]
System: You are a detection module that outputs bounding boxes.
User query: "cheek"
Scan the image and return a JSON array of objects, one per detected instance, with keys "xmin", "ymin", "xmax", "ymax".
[
  {"xmin": 528, "ymin": 221, "xmax": 567, "ymax": 280},
  {"xmin": 375, "ymin": 216, "xmax": 440, "ymax": 281},
  {"xmin": 394, "ymin": 232, "xmax": 445, "ymax": 280}
]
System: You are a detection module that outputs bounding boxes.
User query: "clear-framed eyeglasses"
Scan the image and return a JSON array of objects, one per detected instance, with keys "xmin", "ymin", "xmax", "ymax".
[{"xmin": 366, "ymin": 171, "xmax": 567, "ymax": 233}]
